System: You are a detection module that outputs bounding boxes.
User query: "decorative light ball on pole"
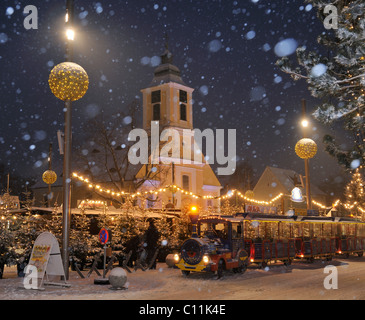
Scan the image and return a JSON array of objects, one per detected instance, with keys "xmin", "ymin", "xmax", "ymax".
[
  {"xmin": 49, "ymin": 62, "xmax": 89, "ymax": 102},
  {"xmin": 295, "ymin": 138, "xmax": 318, "ymax": 160},
  {"xmin": 42, "ymin": 170, "xmax": 57, "ymax": 185}
]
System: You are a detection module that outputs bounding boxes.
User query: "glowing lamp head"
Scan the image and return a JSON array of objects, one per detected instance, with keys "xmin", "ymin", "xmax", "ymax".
[
  {"xmin": 66, "ymin": 28, "xmax": 75, "ymax": 41},
  {"xmin": 190, "ymin": 206, "xmax": 198, "ymax": 214},
  {"xmin": 291, "ymin": 187, "xmax": 304, "ymax": 203},
  {"xmin": 301, "ymin": 119, "xmax": 309, "ymax": 128}
]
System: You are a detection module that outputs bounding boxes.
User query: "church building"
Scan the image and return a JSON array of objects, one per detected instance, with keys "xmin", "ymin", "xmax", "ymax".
[{"xmin": 135, "ymin": 45, "xmax": 222, "ymax": 211}]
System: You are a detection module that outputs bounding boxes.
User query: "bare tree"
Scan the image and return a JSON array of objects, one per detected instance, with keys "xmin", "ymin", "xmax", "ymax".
[{"xmin": 75, "ymin": 100, "xmax": 169, "ymax": 206}]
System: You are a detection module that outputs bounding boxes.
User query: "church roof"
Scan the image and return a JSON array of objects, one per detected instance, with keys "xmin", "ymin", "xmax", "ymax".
[
  {"xmin": 254, "ymin": 166, "xmax": 326, "ymax": 196},
  {"xmin": 149, "ymin": 49, "xmax": 186, "ymax": 87}
]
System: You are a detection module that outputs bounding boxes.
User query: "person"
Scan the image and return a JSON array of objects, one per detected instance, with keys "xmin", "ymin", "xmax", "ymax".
[{"xmin": 145, "ymin": 220, "xmax": 159, "ymax": 269}]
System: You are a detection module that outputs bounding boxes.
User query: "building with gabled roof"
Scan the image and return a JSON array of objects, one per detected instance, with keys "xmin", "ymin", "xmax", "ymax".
[{"xmin": 253, "ymin": 166, "xmax": 327, "ymax": 215}]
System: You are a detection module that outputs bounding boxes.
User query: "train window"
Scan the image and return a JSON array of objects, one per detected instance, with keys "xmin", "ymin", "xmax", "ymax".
[
  {"xmin": 271, "ymin": 222, "xmax": 279, "ymax": 238},
  {"xmin": 261, "ymin": 222, "xmax": 274, "ymax": 239},
  {"xmin": 232, "ymin": 223, "xmax": 242, "ymax": 239},
  {"xmin": 245, "ymin": 220, "xmax": 258, "ymax": 239},
  {"xmin": 349, "ymin": 224, "xmax": 356, "ymax": 236},
  {"xmin": 313, "ymin": 223, "xmax": 322, "ymax": 237},
  {"xmin": 293, "ymin": 223, "xmax": 303, "ymax": 238},
  {"xmin": 323, "ymin": 223, "xmax": 332, "ymax": 237},
  {"xmin": 303, "ymin": 223, "xmax": 310, "ymax": 238},
  {"xmin": 360, "ymin": 225, "xmax": 365, "ymax": 237},
  {"xmin": 281, "ymin": 222, "xmax": 292, "ymax": 239},
  {"xmin": 200, "ymin": 222, "xmax": 228, "ymax": 239}
]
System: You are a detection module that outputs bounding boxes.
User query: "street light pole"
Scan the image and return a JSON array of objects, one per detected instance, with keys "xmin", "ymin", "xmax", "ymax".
[
  {"xmin": 301, "ymin": 99, "xmax": 312, "ymax": 211},
  {"xmin": 62, "ymin": 0, "xmax": 74, "ymax": 280}
]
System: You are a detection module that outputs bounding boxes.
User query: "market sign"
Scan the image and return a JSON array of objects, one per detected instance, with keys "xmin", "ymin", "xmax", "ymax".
[
  {"xmin": 23, "ymin": 232, "xmax": 70, "ymax": 290},
  {"xmin": 245, "ymin": 205, "xmax": 277, "ymax": 214}
]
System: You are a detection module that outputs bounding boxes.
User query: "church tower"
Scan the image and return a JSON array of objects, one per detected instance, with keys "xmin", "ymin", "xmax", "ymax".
[
  {"xmin": 136, "ymin": 43, "xmax": 222, "ymax": 211},
  {"xmin": 141, "ymin": 46, "xmax": 194, "ymax": 133}
]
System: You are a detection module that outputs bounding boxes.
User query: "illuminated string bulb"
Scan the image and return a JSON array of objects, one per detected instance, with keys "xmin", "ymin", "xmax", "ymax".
[
  {"xmin": 49, "ymin": 62, "xmax": 89, "ymax": 101},
  {"xmin": 295, "ymin": 138, "xmax": 317, "ymax": 159}
]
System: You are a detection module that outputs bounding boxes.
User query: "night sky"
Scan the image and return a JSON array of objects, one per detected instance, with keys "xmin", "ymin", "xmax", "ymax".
[{"xmin": 0, "ymin": 0, "xmax": 352, "ymax": 196}]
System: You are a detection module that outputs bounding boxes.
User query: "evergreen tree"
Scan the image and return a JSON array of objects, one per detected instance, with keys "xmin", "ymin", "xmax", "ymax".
[
  {"xmin": 344, "ymin": 168, "xmax": 365, "ymax": 218},
  {"xmin": 277, "ymin": 0, "xmax": 365, "ymax": 169}
]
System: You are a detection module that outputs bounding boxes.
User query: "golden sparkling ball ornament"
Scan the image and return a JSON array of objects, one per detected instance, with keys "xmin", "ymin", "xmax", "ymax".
[
  {"xmin": 295, "ymin": 138, "xmax": 318, "ymax": 160},
  {"xmin": 49, "ymin": 62, "xmax": 89, "ymax": 101},
  {"xmin": 42, "ymin": 170, "xmax": 58, "ymax": 185},
  {"xmin": 245, "ymin": 190, "xmax": 255, "ymax": 199}
]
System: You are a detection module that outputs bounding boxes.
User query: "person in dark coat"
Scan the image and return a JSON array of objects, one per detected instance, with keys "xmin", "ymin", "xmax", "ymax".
[{"xmin": 145, "ymin": 220, "xmax": 159, "ymax": 269}]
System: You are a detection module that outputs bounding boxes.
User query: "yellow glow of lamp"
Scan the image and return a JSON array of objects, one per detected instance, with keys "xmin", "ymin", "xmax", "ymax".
[
  {"xmin": 42, "ymin": 170, "xmax": 57, "ymax": 185},
  {"xmin": 49, "ymin": 62, "xmax": 89, "ymax": 102},
  {"xmin": 295, "ymin": 138, "xmax": 318, "ymax": 160},
  {"xmin": 190, "ymin": 205, "xmax": 198, "ymax": 213}
]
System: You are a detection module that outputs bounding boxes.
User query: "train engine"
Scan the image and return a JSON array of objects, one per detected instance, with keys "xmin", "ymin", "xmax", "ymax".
[{"xmin": 174, "ymin": 212, "xmax": 248, "ymax": 278}]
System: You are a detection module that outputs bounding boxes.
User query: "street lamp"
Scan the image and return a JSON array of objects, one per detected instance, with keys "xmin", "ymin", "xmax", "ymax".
[
  {"xmin": 296, "ymin": 99, "xmax": 317, "ymax": 211},
  {"xmin": 48, "ymin": 0, "xmax": 89, "ymax": 280}
]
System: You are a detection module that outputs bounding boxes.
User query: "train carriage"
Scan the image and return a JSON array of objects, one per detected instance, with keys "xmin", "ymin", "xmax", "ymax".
[{"xmin": 174, "ymin": 212, "xmax": 365, "ymax": 278}]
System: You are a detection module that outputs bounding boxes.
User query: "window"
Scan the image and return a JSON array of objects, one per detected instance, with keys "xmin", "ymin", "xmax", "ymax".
[
  {"xmin": 232, "ymin": 223, "xmax": 243, "ymax": 239},
  {"xmin": 180, "ymin": 103, "xmax": 187, "ymax": 121},
  {"xmin": 179, "ymin": 90, "xmax": 187, "ymax": 103},
  {"xmin": 200, "ymin": 222, "xmax": 228, "ymax": 240},
  {"xmin": 152, "ymin": 90, "xmax": 161, "ymax": 104},
  {"xmin": 182, "ymin": 175, "xmax": 190, "ymax": 191},
  {"xmin": 153, "ymin": 104, "xmax": 160, "ymax": 121}
]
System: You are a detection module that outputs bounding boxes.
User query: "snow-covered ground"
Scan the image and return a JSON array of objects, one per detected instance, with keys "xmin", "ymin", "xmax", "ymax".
[{"xmin": 0, "ymin": 257, "xmax": 364, "ymax": 300}]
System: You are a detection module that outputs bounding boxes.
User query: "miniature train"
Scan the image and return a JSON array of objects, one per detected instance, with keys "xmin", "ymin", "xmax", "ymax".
[{"xmin": 174, "ymin": 213, "xmax": 365, "ymax": 278}]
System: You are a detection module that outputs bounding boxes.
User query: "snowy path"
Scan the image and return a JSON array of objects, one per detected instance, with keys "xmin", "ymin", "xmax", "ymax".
[{"xmin": 0, "ymin": 257, "xmax": 364, "ymax": 300}]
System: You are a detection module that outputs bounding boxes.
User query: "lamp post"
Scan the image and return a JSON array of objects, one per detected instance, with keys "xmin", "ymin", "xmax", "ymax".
[
  {"xmin": 48, "ymin": 0, "xmax": 89, "ymax": 279},
  {"xmin": 296, "ymin": 99, "xmax": 317, "ymax": 211}
]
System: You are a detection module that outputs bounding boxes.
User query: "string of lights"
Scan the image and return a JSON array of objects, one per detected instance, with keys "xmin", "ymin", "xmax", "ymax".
[
  {"xmin": 72, "ymin": 172, "xmax": 284, "ymax": 204},
  {"xmin": 72, "ymin": 172, "xmax": 365, "ymax": 213}
]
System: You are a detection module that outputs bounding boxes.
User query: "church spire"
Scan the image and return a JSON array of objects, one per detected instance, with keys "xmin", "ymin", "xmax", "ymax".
[{"xmin": 161, "ymin": 33, "xmax": 173, "ymax": 65}]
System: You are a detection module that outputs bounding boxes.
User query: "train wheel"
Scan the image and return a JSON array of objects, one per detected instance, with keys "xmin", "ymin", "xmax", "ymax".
[
  {"xmin": 284, "ymin": 259, "xmax": 292, "ymax": 266},
  {"xmin": 233, "ymin": 261, "xmax": 248, "ymax": 274},
  {"xmin": 182, "ymin": 270, "xmax": 190, "ymax": 277}
]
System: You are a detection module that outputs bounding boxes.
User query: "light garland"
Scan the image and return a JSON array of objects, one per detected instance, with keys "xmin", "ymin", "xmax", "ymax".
[
  {"xmin": 72, "ymin": 172, "xmax": 365, "ymax": 215},
  {"xmin": 312, "ymin": 198, "xmax": 365, "ymax": 216},
  {"xmin": 72, "ymin": 172, "xmax": 284, "ymax": 204}
]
